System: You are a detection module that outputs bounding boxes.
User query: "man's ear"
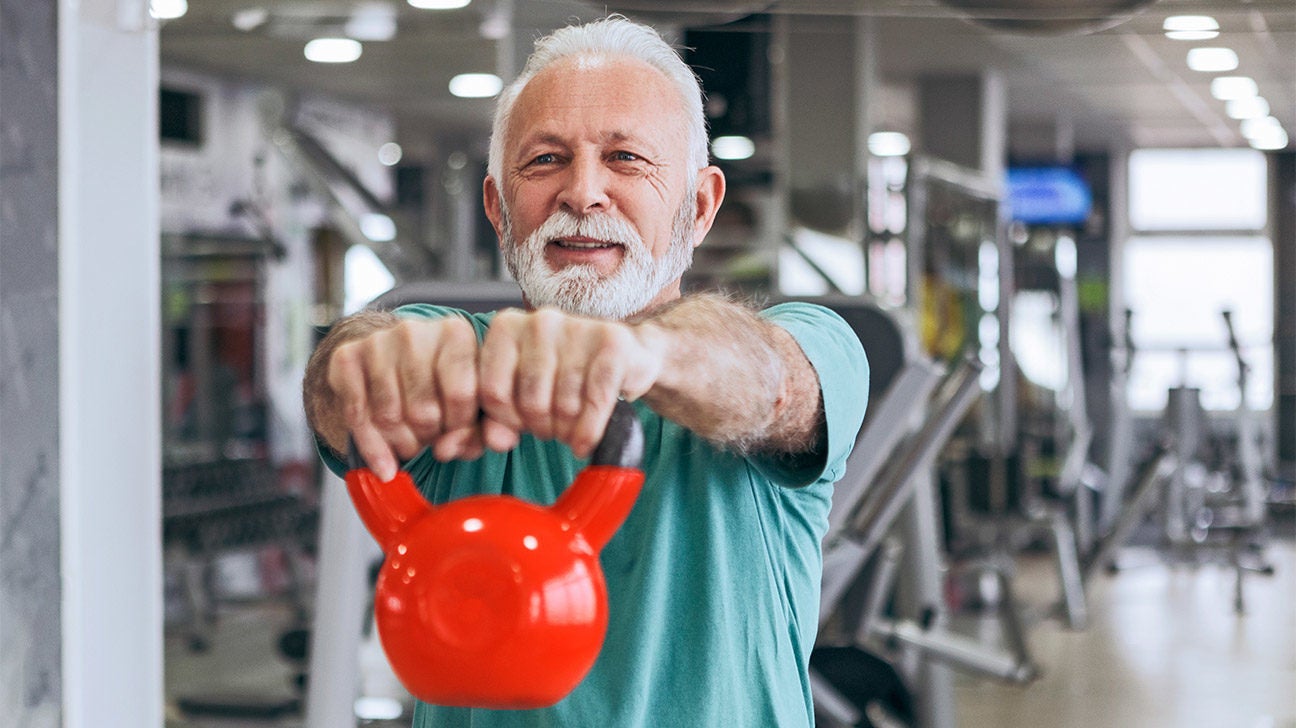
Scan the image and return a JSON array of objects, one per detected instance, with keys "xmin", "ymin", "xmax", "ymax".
[
  {"xmin": 483, "ymin": 176, "xmax": 505, "ymax": 246},
  {"xmin": 691, "ymin": 165, "xmax": 727, "ymax": 248}
]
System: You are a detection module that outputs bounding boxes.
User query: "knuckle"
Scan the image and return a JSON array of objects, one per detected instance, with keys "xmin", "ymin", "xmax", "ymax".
[
  {"xmin": 554, "ymin": 399, "xmax": 583, "ymax": 426},
  {"xmin": 440, "ymin": 315, "xmax": 476, "ymax": 344},
  {"xmin": 371, "ymin": 406, "xmax": 404, "ymax": 428},
  {"xmin": 340, "ymin": 399, "xmax": 366, "ymax": 426},
  {"xmin": 478, "ymin": 382, "xmax": 511, "ymax": 412},
  {"xmin": 404, "ymin": 401, "xmax": 441, "ymax": 431},
  {"xmin": 441, "ymin": 378, "xmax": 477, "ymax": 409},
  {"xmin": 516, "ymin": 392, "xmax": 549, "ymax": 420},
  {"xmin": 493, "ymin": 308, "xmax": 525, "ymax": 328}
]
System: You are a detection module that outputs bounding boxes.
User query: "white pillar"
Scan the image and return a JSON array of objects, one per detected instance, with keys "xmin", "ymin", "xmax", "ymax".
[{"xmin": 58, "ymin": 1, "xmax": 162, "ymax": 725}]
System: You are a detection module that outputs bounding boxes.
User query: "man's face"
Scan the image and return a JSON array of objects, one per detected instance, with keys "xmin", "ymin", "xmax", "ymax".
[
  {"xmin": 484, "ymin": 56, "xmax": 724, "ymax": 319},
  {"xmin": 499, "ymin": 189, "xmax": 696, "ymax": 320}
]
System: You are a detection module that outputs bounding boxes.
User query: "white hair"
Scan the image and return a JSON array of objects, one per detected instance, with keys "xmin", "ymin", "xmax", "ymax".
[{"xmin": 487, "ymin": 15, "xmax": 710, "ymax": 183}]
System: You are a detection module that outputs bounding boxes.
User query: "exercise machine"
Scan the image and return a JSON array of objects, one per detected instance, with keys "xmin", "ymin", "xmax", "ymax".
[{"xmin": 809, "ymin": 299, "xmax": 1037, "ymax": 728}]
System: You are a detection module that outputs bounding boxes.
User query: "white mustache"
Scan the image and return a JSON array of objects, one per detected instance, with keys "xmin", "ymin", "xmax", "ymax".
[{"xmin": 532, "ymin": 210, "xmax": 644, "ymax": 252}]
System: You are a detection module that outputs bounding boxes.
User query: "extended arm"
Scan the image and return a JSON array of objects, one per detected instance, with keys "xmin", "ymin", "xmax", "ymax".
[
  {"xmin": 302, "ymin": 294, "xmax": 826, "ymax": 481},
  {"xmin": 633, "ymin": 293, "xmax": 824, "ymax": 455}
]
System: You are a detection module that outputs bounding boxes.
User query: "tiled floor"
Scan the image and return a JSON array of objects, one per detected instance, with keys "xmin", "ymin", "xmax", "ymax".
[
  {"xmin": 166, "ymin": 534, "xmax": 1296, "ymax": 728},
  {"xmin": 953, "ymin": 538, "xmax": 1296, "ymax": 728}
]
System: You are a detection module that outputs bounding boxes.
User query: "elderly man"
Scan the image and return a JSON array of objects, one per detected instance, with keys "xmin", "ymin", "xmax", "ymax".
[{"xmin": 304, "ymin": 15, "xmax": 868, "ymax": 728}]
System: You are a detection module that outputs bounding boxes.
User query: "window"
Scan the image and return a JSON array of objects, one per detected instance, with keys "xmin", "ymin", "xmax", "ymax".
[
  {"xmin": 1129, "ymin": 148, "xmax": 1266, "ymax": 231},
  {"xmin": 1123, "ymin": 149, "xmax": 1273, "ymax": 412}
]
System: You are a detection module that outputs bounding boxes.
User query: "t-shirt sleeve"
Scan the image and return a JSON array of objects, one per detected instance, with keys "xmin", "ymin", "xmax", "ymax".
[{"xmin": 750, "ymin": 301, "xmax": 869, "ymax": 488}]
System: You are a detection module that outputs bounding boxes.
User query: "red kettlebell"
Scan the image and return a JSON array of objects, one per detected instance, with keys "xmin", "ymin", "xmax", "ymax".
[{"xmin": 344, "ymin": 401, "xmax": 644, "ymax": 709}]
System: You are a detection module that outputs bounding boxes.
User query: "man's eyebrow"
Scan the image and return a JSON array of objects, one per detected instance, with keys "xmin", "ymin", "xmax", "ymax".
[
  {"xmin": 600, "ymin": 130, "xmax": 647, "ymax": 147},
  {"xmin": 517, "ymin": 132, "xmax": 568, "ymax": 150}
]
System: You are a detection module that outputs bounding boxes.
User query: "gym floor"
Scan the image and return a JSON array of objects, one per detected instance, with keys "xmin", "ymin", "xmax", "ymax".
[{"xmin": 165, "ymin": 530, "xmax": 1296, "ymax": 728}]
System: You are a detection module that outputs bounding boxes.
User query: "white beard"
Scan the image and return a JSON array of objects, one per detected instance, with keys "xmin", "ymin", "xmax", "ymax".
[{"xmin": 501, "ymin": 196, "xmax": 697, "ymax": 320}]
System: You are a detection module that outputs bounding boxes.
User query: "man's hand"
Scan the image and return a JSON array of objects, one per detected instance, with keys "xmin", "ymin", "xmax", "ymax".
[
  {"xmin": 320, "ymin": 314, "xmax": 483, "ymax": 481},
  {"xmin": 477, "ymin": 308, "xmax": 662, "ymax": 458},
  {"xmin": 305, "ymin": 308, "xmax": 664, "ymax": 482},
  {"xmin": 304, "ymin": 294, "xmax": 824, "ymax": 481}
]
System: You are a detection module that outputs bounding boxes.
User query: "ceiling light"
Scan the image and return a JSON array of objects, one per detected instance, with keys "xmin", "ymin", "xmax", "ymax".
[
  {"xmin": 1163, "ymin": 15, "xmax": 1218, "ymax": 40},
  {"xmin": 408, "ymin": 0, "xmax": 471, "ymax": 9},
  {"xmin": 1186, "ymin": 47, "xmax": 1238, "ymax": 72},
  {"xmin": 346, "ymin": 3, "xmax": 397, "ymax": 41},
  {"xmin": 448, "ymin": 73, "xmax": 502, "ymax": 98},
  {"xmin": 868, "ymin": 131, "xmax": 911, "ymax": 157},
  {"xmin": 1166, "ymin": 29, "xmax": 1218, "ymax": 41},
  {"xmin": 304, "ymin": 38, "xmax": 363, "ymax": 63},
  {"xmin": 149, "ymin": 0, "xmax": 188, "ymax": 20},
  {"xmin": 1240, "ymin": 116, "xmax": 1282, "ymax": 139},
  {"xmin": 1226, "ymin": 96, "xmax": 1269, "ymax": 120},
  {"xmin": 378, "ymin": 142, "xmax": 403, "ymax": 166},
  {"xmin": 711, "ymin": 135, "xmax": 755, "ymax": 161},
  {"xmin": 360, "ymin": 213, "xmax": 397, "ymax": 242},
  {"xmin": 1248, "ymin": 127, "xmax": 1289, "ymax": 151},
  {"xmin": 1210, "ymin": 76, "xmax": 1258, "ymax": 101},
  {"xmin": 232, "ymin": 8, "xmax": 269, "ymax": 31}
]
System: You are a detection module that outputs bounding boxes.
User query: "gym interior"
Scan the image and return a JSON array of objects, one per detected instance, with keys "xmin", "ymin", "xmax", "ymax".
[{"xmin": 1, "ymin": 1, "xmax": 1293, "ymax": 727}]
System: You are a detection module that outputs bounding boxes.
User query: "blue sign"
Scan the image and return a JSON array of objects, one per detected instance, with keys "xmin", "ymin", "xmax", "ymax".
[{"xmin": 1006, "ymin": 167, "xmax": 1093, "ymax": 225}]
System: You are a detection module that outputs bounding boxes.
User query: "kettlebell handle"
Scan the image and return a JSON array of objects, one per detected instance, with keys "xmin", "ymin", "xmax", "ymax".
[
  {"xmin": 590, "ymin": 400, "xmax": 644, "ymax": 469},
  {"xmin": 346, "ymin": 399, "xmax": 644, "ymax": 471},
  {"xmin": 343, "ymin": 401, "xmax": 644, "ymax": 552}
]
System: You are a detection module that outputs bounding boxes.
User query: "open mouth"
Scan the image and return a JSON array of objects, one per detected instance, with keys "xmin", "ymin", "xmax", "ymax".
[{"xmin": 550, "ymin": 236, "xmax": 621, "ymax": 250}]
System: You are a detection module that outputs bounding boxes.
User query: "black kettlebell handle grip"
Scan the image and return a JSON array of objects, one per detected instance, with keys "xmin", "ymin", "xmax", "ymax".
[
  {"xmin": 346, "ymin": 399, "xmax": 644, "ymax": 471},
  {"xmin": 591, "ymin": 400, "xmax": 644, "ymax": 469}
]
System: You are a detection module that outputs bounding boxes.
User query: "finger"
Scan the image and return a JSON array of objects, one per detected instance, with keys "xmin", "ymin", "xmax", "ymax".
[
  {"xmin": 352, "ymin": 421, "xmax": 399, "ymax": 483},
  {"xmin": 397, "ymin": 324, "xmax": 443, "ymax": 445},
  {"xmin": 513, "ymin": 311, "xmax": 563, "ymax": 439},
  {"xmin": 435, "ymin": 317, "xmax": 481, "ymax": 435},
  {"xmin": 433, "ymin": 423, "xmax": 485, "ymax": 462},
  {"xmin": 325, "ymin": 342, "xmax": 372, "ymax": 452},
  {"xmin": 481, "ymin": 416, "xmax": 521, "ymax": 454},
  {"xmin": 478, "ymin": 312, "xmax": 525, "ymax": 432},
  {"xmin": 551, "ymin": 325, "xmax": 614, "ymax": 447},
  {"xmin": 568, "ymin": 391, "xmax": 618, "ymax": 460},
  {"xmin": 561, "ymin": 324, "xmax": 637, "ymax": 454},
  {"xmin": 329, "ymin": 333, "xmax": 417, "ymax": 468}
]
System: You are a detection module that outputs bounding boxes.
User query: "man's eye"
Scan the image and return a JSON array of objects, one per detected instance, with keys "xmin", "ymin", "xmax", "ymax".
[
  {"xmin": 530, "ymin": 153, "xmax": 558, "ymax": 165},
  {"xmin": 612, "ymin": 151, "xmax": 641, "ymax": 162}
]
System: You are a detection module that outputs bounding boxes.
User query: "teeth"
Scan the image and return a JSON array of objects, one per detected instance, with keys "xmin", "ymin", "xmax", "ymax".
[{"xmin": 555, "ymin": 240, "xmax": 614, "ymax": 249}]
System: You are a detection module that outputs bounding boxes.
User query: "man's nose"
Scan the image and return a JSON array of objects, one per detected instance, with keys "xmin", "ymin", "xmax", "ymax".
[{"xmin": 556, "ymin": 156, "xmax": 611, "ymax": 215}]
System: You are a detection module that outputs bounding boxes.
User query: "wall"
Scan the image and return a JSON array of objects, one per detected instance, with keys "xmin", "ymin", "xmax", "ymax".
[{"xmin": 0, "ymin": 1, "xmax": 62, "ymax": 723}]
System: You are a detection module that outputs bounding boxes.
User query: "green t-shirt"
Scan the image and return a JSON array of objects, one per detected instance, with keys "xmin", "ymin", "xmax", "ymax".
[{"xmin": 324, "ymin": 301, "xmax": 868, "ymax": 727}]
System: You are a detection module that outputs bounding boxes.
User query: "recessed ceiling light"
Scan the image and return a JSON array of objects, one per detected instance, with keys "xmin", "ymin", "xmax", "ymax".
[
  {"xmin": 711, "ymin": 135, "xmax": 755, "ymax": 161},
  {"xmin": 1210, "ymin": 76, "xmax": 1258, "ymax": 101},
  {"xmin": 408, "ymin": 0, "xmax": 471, "ymax": 9},
  {"xmin": 1240, "ymin": 116, "xmax": 1282, "ymax": 139},
  {"xmin": 378, "ymin": 142, "xmax": 403, "ymax": 166},
  {"xmin": 448, "ymin": 73, "xmax": 502, "ymax": 98},
  {"xmin": 346, "ymin": 3, "xmax": 397, "ymax": 42},
  {"xmin": 304, "ymin": 38, "xmax": 363, "ymax": 63},
  {"xmin": 232, "ymin": 7, "xmax": 269, "ymax": 31},
  {"xmin": 1226, "ymin": 96, "xmax": 1269, "ymax": 120},
  {"xmin": 1163, "ymin": 15, "xmax": 1218, "ymax": 40},
  {"xmin": 868, "ymin": 131, "xmax": 911, "ymax": 157},
  {"xmin": 1248, "ymin": 127, "xmax": 1288, "ymax": 151},
  {"xmin": 1166, "ymin": 29, "xmax": 1218, "ymax": 41},
  {"xmin": 1186, "ymin": 47, "xmax": 1238, "ymax": 72},
  {"xmin": 149, "ymin": 0, "xmax": 188, "ymax": 20}
]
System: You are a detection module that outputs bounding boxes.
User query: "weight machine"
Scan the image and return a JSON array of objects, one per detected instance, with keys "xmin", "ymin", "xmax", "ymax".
[
  {"xmin": 809, "ymin": 300, "xmax": 1038, "ymax": 728},
  {"xmin": 1149, "ymin": 310, "xmax": 1275, "ymax": 612}
]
